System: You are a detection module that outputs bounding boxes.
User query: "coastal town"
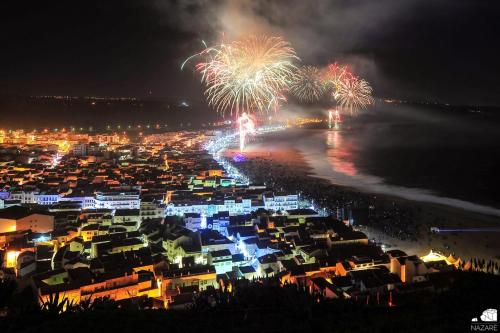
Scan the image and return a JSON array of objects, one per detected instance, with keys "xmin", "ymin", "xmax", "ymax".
[
  {"xmin": 3, "ymin": 1, "xmax": 500, "ymax": 331},
  {"xmin": 1, "ymin": 126, "xmax": 495, "ymax": 314}
]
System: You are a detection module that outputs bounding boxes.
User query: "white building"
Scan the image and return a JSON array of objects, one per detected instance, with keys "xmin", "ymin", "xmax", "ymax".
[
  {"xmin": 208, "ymin": 249, "xmax": 233, "ymax": 274},
  {"xmin": 9, "ymin": 191, "xmax": 37, "ymax": 204},
  {"xmin": 59, "ymin": 196, "xmax": 96, "ymax": 209},
  {"xmin": 9, "ymin": 191, "xmax": 60, "ymax": 206},
  {"xmin": 94, "ymin": 191, "xmax": 140, "ymax": 210},
  {"xmin": 263, "ymin": 193, "xmax": 299, "ymax": 212},
  {"xmin": 184, "ymin": 213, "xmax": 203, "ymax": 231},
  {"xmin": 140, "ymin": 201, "xmax": 165, "ymax": 221},
  {"xmin": 165, "ymin": 198, "xmax": 252, "ymax": 217},
  {"xmin": 35, "ymin": 193, "xmax": 60, "ymax": 206}
]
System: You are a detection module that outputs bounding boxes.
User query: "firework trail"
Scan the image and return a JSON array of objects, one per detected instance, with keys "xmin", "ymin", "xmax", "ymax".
[
  {"xmin": 289, "ymin": 65, "xmax": 326, "ymax": 103},
  {"xmin": 183, "ymin": 35, "xmax": 299, "ymax": 116},
  {"xmin": 328, "ymin": 109, "xmax": 342, "ymax": 129},
  {"xmin": 238, "ymin": 112, "xmax": 255, "ymax": 152}
]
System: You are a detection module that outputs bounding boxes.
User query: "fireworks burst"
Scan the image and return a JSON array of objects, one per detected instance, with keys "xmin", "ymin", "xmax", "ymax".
[
  {"xmin": 289, "ymin": 66, "xmax": 326, "ymax": 103},
  {"xmin": 337, "ymin": 78, "xmax": 374, "ymax": 114},
  {"xmin": 185, "ymin": 35, "xmax": 298, "ymax": 116},
  {"xmin": 183, "ymin": 40, "xmax": 375, "ymax": 118},
  {"xmin": 324, "ymin": 62, "xmax": 354, "ymax": 99}
]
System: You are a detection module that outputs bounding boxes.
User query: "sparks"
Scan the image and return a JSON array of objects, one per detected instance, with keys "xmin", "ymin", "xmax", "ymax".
[
  {"xmin": 289, "ymin": 65, "xmax": 326, "ymax": 103},
  {"xmin": 337, "ymin": 78, "xmax": 374, "ymax": 114},
  {"xmin": 324, "ymin": 62, "xmax": 354, "ymax": 100},
  {"xmin": 184, "ymin": 35, "xmax": 299, "ymax": 116}
]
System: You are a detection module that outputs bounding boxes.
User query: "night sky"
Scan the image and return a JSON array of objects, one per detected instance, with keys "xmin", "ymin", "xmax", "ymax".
[{"xmin": 1, "ymin": 0, "xmax": 499, "ymax": 106}]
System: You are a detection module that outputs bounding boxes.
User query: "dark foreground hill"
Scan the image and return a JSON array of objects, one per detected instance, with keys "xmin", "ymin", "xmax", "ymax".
[{"xmin": 1, "ymin": 271, "xmax": 498, "ymax": 333}]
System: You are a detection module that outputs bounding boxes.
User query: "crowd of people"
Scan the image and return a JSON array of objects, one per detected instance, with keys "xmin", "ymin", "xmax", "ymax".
[{"xmin": 235, "ymin": 155, "xmax": 421, "ymax": 241}]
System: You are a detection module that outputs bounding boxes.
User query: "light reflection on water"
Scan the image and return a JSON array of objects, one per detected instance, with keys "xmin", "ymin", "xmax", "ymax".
[
  {"xmin": 326, "ymin": 130, "xmax": 357, "ymax": 177},
  {"xmin": 293, "ymin": 129, "xmax": 500, "ymax": 217}
]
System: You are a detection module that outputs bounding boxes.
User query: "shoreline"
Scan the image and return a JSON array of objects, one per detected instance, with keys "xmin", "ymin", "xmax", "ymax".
[{"xmin": 222, "ymin": 140, "xmax": 500, "ymax": 261}]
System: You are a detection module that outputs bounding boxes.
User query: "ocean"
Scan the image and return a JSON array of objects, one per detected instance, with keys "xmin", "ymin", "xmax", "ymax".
[{"xmin": 255, "ymin": 103, "xmax": 500, "ymax": 216}]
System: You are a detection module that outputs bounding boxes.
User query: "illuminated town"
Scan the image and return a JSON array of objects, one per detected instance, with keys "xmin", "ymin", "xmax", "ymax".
[
  {"xmin": 1, "ymin": 124, "xmax": 496, "ymax": 313},
  {"xmin": 1, "ymin": 1, "xmax": 500, "ymax": 332}
]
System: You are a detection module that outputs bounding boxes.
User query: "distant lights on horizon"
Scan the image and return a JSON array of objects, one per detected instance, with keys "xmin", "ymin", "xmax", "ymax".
[{"xmin": 0, "ymin": 121, "xmax": 252, "ymax": 132}]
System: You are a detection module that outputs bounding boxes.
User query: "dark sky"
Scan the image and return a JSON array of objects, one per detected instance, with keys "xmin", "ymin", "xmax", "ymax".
[{"xmin": 1, "ymin": 0, "xmax": 499, "ymax": 106}]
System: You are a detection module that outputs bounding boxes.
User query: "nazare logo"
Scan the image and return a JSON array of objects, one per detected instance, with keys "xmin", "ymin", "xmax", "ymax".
[{"xmin": 471, "ymin": 309, "xmax": 498, "ymax": 332}]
